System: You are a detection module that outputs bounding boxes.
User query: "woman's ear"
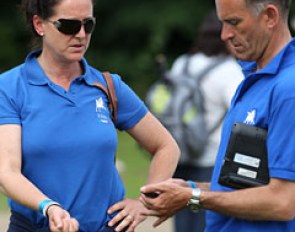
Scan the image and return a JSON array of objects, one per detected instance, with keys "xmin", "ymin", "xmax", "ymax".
[{"xmin": 32, "ymin": 15, "xmax": 44, "ymax": 36}]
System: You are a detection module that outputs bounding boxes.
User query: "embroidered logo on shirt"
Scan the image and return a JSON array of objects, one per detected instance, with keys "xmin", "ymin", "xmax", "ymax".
[
  {"xmin": 244, "ymin": 109, "xmax": 256, "ymax": 125},
  {"xmin": 96, "ymin": 97, "xmax": 111, "ymax": 124},
  {"xmin": 96, "ymin": 98, "xmax": 106, "ymax": 111}
]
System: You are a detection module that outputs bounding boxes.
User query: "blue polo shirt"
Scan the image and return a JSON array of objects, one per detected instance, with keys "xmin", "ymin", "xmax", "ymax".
[
  {"xmin": 206, "ymin": 39, "xmax": 295, "ymax": 232},
  {"xmin": 0, "ymin": 50, "xmax": 148, "ymax": 232}
]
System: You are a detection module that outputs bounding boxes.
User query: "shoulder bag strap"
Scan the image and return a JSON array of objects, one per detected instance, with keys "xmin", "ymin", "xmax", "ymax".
[{"xmin": 92, "ymin": 72, "xmax": 118, "ymax": 123}]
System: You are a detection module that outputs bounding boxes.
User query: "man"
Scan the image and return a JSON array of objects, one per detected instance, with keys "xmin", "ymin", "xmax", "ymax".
[
  {"xmin": 167, "ymin": 10, "xmax": 243, "ymax": 232},
  {"xmin": 140, "ymin": 0, "xmax": 295, "ymax": 231}
]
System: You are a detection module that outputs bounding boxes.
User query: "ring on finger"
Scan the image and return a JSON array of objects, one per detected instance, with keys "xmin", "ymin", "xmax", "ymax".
[{"xmin": 126, "ymin": 214, "xmax": 134, "ymax": 221}]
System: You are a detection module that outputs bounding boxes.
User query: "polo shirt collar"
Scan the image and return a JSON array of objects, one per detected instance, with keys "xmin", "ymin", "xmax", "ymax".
[
  {"xmin": 24, "ymin": 49, "xmax": 93, "ymax": 86},
  {"xmin": 232, "ymin": 38, "xmax": 295, "ymax": 105},
  {"xmin": 241, "ymin": 37, "xmax": 295, "ymax": 78}
]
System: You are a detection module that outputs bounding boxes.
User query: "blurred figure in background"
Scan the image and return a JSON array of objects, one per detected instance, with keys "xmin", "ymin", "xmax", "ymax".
[
  {"xmin": 141, "ymin": 0, "xmax": 295, "ymax": 231},
  {"xmin": 169, "ymin": 10, "xmax": 243, "ymax": 232}
]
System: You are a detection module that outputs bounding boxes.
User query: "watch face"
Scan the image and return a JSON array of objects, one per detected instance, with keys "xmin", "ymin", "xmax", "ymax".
[
  {"xmin": 187, "ymin": 188, "xmax": 201, "ymax": 213},
  {"xmin": 187, "ymin": 199, "xmax": 200, "ymax": 213}
]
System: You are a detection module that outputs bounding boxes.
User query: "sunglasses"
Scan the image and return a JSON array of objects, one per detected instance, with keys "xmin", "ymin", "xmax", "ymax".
[{"xmin": 48, "ymin": 17, "xmax": 96, "ymax": 35}]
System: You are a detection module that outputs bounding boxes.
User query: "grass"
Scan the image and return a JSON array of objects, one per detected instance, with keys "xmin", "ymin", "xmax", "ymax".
[
  {"xmin": 0, "ymin": 131, "xmax": 151, "ymax": 212},
  {"xmin": 0, "ymin": 194, "xmax": 8, "ymax": 211},
  {"xmin": 117, "ymin": 131, "xmax": 151, "ymax": 198}
]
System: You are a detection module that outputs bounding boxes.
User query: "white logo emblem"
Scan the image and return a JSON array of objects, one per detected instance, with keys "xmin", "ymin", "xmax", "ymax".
[
  {"xmin": 96, "ymin": 97, "xmax": 106, "ymax": 112},
  {"xmin": 244, "ymin": 109, "xmax": 256, "ymax": 125},
  {"xmin": 96, "ymin": 97, "xmax": 111, "ymax": 124}
]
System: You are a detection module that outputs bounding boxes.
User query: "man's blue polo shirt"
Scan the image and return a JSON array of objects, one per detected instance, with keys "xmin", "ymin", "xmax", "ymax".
[
  {"xmin": 0, "ymin": 51, "xmax": 148, "ymax": 231},
  {"xmin": 206, "ymin": 39, "xmax": 295, "ymax": 232}
]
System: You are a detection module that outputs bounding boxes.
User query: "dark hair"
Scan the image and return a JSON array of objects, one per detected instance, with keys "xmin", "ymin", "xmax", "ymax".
[
  {"xmin": 21, "ymin": 0, "xmax": 61, "ymax": 37},
  {"xmin": 191, "ymin": 10, "xmax": 228, "ymax": 56},
  {"xmin": 21, "ymin": 0, "xmax": 96, "ymax": 37},
  {"xmin": 245, "ymin": 0, "xmax": 292, "ymax": 20}
]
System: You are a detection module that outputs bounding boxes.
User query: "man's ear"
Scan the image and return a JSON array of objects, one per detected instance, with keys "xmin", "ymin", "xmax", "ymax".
[
  {"xmin": 32, "ymin": 15, "xmax": 44, "ymax": 36},
  {"xmin": 263, "ymin": 4, "xmax": 280, "ymax": 29}
]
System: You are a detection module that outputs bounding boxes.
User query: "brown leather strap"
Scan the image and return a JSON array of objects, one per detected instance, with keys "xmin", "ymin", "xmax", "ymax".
[
  {"xmin": 92, "ymin": 82, "xmax": 109, "ymax": 96},
  {"xmin": 102, "ymin": 72, "xmax": 118, "ymax": 122},
  {"xmin": 92, "ymin": 72, "xmax": 118, "ymax": 122}
]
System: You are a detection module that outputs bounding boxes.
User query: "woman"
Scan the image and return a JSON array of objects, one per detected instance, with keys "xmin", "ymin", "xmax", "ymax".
[{"xmin": 0, "ymin": 0, "xmax": 180, "ymax": 231}]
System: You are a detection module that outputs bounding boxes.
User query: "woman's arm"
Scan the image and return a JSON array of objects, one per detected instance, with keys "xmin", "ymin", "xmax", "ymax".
[
  {"xmin": 127, "ymin": 112, "xmax": 180, "ymax": 183},
  {"xmin": 107, "ymin": 112, "xmax": 180, "ymax": 232},
  {"xmin": 0, "ymin": 125, "xmax": 46, "ymax": 209},
  {"xmin": 0, "ymin": 124, "xmax": 79, "ymax": 231}
]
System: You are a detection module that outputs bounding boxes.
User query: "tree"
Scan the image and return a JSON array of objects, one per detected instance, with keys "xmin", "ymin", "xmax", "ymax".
[{"xmin": 5, "ymin": 1, "xmax": 295, "ymax": 96}]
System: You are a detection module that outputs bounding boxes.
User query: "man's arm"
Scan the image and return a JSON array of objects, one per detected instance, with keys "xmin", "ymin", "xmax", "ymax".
[
  {"xmin": 140, "ymin": 178, "xmax": 295, "ymax": 224},
  {"xmin": 202, "ymin": 178, "xmax": 295, "ymax": 221}
]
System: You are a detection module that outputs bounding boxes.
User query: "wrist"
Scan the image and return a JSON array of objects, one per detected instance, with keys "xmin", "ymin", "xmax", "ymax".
[
  {"xmin": 186, "ymin": 180, "xmax": 202, "ymax": 213},
  {"xmin": 38, "ymin": 199, "xmax": 62, "ymax": 217},
  {"xmin": 187, "ymin": 180, "xmax": 197, "ymax": 189}
]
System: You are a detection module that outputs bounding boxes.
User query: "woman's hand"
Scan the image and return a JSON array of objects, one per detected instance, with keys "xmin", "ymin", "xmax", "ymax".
[
  {"xmin": 47, "ymin": 205, "xmax": 79, "ymax": 232},
  {"xmin": 107, "ymin": 198, "xmax": 149, "ymax": 232}
]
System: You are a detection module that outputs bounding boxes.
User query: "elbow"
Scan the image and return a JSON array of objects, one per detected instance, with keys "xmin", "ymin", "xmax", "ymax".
[
  {"xmin": 0, "ymin": 175, "xmax": 6, "ymax": 194},
  {"xmin": 276, "ymin": 210, "xmax": 295, "ymax": 221},
  {"xmin": 0, "ymin": 173, "xmax": 5, "ymax": 188},
  {"xmin": 168, "ymin": 137, "xmax": 181, "ymax": 161},
  {"xmin": 280, "ymin": 207, "xmax": 295, "ymax": 221},
  {"xmin": 274, "ymin": 200, "xmax": 295, "ymax": 221},
  {"xmin": 0, "ymin": 169, "xmax": 15, "ymax": 195},
  {"xmin": 175, "ymin": 144, "xmax": 181, "ymax": 159},
  {"xmin": 174, "ymin": 144, "xmax": 181, "ymax": 164}
]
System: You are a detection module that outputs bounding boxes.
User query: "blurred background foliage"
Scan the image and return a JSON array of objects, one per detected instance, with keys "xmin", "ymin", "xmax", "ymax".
[
  {"xmin": 1, "ymin": 0, "xmax": 295, "ymax": 97},
  {"xmin": 1, "ymin": 0, "xmax": 295, "ymax": 213},
  {"xmin": 0, "ymin": 0, "xmax": 213, "ymax": 97}
]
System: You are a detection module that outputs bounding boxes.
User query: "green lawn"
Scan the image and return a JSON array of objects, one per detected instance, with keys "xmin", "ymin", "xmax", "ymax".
[
  {"xmin": 0, "ymin": 194, "xmax": 8, "ymax": 211},
  {"xmin": 0, "ymin": 131, "xmax": 151, "ymax": 212},
  {"xmin": 116, "ymin": 131, "xmax": 151, "ymax": 198}
]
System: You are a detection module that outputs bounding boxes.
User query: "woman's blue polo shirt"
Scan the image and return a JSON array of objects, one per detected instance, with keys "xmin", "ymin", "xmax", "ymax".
[
  {"xmin": 0, "ymin": 50, "xmax": 148, "ymax": 231},
  {"xmin": 206, "ymin": 39, "xmax": 295, "ymax": 231}
]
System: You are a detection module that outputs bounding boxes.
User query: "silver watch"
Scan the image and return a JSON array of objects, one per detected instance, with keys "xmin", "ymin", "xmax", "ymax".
[{"xmin": 187, "ymin": 188, "xmax": 201, "ymax": 213}]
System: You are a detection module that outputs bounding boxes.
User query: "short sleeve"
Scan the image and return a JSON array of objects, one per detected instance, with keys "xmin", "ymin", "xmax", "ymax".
[
  {"xmin": 267, "ymin": 98, "xmax": 295, "ymax": 181},
  {"xmin": 111, "ymin": 74, "xmax": 148, "ymax": 130},
  {"xmin": 0, "ymin": 79, "xmax": 21, "ymax": 125}
]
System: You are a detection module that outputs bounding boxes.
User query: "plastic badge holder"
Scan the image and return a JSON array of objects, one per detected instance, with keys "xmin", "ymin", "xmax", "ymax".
[{"xmin": 218, "ymin": 123, "xmax": 270, "ymax": 189}]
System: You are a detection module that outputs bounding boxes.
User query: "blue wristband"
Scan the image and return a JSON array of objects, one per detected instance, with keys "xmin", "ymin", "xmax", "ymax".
[
  {"xmin": 38, "ymin": 199, "xmax": 61, "ymax": 217},
  {"xmin": 187, "ymin": 180, "xmax": 197, "ymax": 189},
  {"xmin": 38, "ymin": 199, "xmax": 53, "ymax": 213}
]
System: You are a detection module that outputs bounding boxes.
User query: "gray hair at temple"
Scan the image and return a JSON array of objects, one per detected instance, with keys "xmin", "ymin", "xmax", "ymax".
[{"xmin": 245, "ymin": 0, "xmax": 292, "ymax": 20}]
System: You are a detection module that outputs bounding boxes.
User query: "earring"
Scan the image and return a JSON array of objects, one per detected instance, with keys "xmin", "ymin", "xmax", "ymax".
[{"xmin": 38, "ymin": 32, "xmax": 44, "ymax": 37}]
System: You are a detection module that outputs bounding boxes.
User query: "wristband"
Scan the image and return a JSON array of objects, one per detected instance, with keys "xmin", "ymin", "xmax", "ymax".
[
  {"xmin": 187, "ymin": 180, "xmax": 197, "ymax": 189},
  {"xmin": 38, "ymin": 199, "xmax": 61, "ymax": 217}
]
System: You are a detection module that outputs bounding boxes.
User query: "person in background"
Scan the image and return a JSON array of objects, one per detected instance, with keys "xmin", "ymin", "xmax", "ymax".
[
  {"xmin": 170, "ymin": 9, "xmax": 243, "ymax": 232},
  {"xmin": 0, "ymin": 0, "xmax": 180, "ymax": 231},
  {"xmin": 140, "ymin": 0, "xmax": 295, "ymax": 231}
]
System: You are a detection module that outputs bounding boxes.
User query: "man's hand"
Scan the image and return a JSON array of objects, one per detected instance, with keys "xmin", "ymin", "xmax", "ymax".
[{"xmin": 140, "ymin": 178, "xmax": 192, "ymax": 227}]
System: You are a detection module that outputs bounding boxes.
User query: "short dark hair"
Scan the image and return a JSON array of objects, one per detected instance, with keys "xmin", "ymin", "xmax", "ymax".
[
  {"xmin": 191, "ymin": 10, "xmax": 228, "ymax": 56},
  {"xmin": 245, "ymin": 0, "xmax": 292, "ymax": 20}
]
